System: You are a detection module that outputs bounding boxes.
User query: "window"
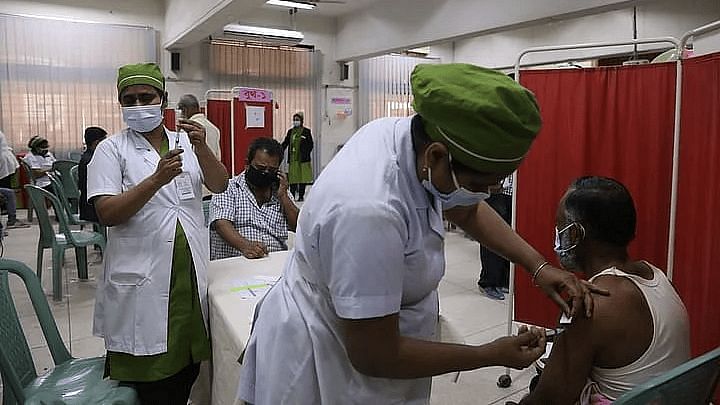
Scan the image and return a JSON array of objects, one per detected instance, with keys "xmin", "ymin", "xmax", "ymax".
[
  {"xmin": 0, "ymin": 14, "xmax": 156, "ymax": 154},
  {"xmin": 209, "ymin": 41, "xmax": 319, "ymax": 142},
  {"xmin": 358, "ymin": 54, "xmax": 438, "ymax": 126}
]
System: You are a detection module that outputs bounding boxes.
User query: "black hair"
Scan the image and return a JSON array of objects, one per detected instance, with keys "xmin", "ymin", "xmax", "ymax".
[
  {"xmin": 564, "ymin": 176, "xmax": 636, "ymax": 247},
  {"xmin": 28, "ymin": 136, "xmax": 48, "ymax": 149},
  {"xmin": 84, "ymin": 126, "xmax": 107, "ymax": 146},
  {"xmin": 247, "ymin": 137, "xmax": 284, "ymax": 164},
  {"xmin": 292, "ymin": 113, "xmax": 304, "ymax": 124},
  {"xmin": 411, "ymin": 114, "xmax": 432, "ymax": 154},
  {"xmin": 178, "ymin": 94, "xmax": 200, "ymax": 111}
]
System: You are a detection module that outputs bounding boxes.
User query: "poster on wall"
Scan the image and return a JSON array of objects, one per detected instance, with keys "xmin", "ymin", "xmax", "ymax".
[
  {"xmin": 246, "ymin": 105, "xmax": 265, "ymax": 128},
  {"xmin": 331, "ymin": 96, "xmax": 353, "ymax": 119}
]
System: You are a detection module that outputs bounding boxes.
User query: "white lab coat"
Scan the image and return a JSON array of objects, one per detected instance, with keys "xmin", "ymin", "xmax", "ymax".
[
  {"xmin": 87, "ymin": 127, "xmax": 209, "ymax": 356},
  {"xmin": 238, "ymin": 117, "xmax": 445, "ymax": 404},
  {"xmin": 0, "ymin": 130, "xmax": 18, "ymax": 180}
]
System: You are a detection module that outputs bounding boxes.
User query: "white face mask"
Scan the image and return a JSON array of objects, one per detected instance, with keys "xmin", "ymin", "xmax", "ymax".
[
  {"xmin": 122, "ymin": 104, "xmax": 163, "ymax": 133},
  {"xmin": 421, "ymin": 155, "xmax": 490, "ymax": 210},
  {"xmin": 554, "ymin": 222, "xmax": 585, "ymax": 269},
  {"xmin": 292, "ymin": 120, "xmax": 301, "ymax": 127}
]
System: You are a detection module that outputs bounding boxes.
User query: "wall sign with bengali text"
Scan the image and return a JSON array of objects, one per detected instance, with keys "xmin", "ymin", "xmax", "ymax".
[{"xmin": 234, "ymin": 87, "xmax": 273, "ymax": 103}]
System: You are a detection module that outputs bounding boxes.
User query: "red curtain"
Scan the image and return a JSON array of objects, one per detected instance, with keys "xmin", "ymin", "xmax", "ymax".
[
  {"xmin": 206, "ymin": 100, "xmax": 232, "ymax": 174},
  {"xmin": 515, "ymin": 64, "xmax": 677, "ymax": 327},
  {"xmin": 232, "ymin": 100, "xmax": 274, "ymax": 175},
  {"xmin": 674, "ymin": 52, "xmax": 720, "ymax": 357},
  {"xmin": 164, "ymin": 108, "xmax": 176, "ymax": 131}
]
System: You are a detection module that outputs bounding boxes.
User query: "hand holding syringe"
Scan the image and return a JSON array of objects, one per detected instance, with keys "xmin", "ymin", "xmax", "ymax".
[
  {"xmin": 176, "ymin": 118, "xmax": 208, "ymax": 150},
  {"xmin": 174, "ymin": 108, "xmax": 184, "ymax": 150}
]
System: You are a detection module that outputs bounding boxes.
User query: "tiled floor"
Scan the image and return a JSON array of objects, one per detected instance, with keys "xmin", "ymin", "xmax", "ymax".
[{"xmin": 1, "ymin": 218, "xmax": 537, "ymax": 404}]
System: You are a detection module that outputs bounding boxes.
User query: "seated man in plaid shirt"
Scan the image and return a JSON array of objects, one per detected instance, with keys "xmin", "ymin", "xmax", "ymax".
[{"xmin": 209, "ymin": 138, "xmax": 300, "ymax": 260}]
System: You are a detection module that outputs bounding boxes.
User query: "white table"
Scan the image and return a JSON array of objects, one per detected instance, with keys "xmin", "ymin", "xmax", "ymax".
[
  {"xmin": 205, "ymin": 246, "xmax": 466, "ymax": 404},
  {"xmin": 207, "ymin": 251, "xmax": 290, "ymax": 405}
]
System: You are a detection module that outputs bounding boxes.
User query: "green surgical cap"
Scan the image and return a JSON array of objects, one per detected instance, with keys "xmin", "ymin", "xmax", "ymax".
[
  {"xmin": 411, "ymin": 63, "xmax": 541, "ymax": 173},
  {"xmin": 117, "ymin": 63, "xmax": 165, "ymax": 94}
]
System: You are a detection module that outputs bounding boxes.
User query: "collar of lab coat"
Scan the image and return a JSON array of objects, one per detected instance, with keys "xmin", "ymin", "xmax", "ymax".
[
  {"xmin": 396, "ymin": 117, "xmax": 441, "ymax": 214},
  {"xmin": 128, "ymin": 127, "xmax": 180, "ymax": 168}
]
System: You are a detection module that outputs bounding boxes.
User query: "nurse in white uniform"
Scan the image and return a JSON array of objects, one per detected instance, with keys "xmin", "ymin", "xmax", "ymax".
[
  {"xmin": 88, "ymin": 63, "xmax": 228, "ymax": 404},
  {"xmin": 239, "ymin": 64, "xmax": 604, "ymax": 404}
]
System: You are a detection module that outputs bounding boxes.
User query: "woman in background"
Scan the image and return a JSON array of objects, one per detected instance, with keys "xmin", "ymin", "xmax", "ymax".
[
  {"xmin": 282, "ymin": 112, "xmax": 313, "ymax": 201},
  {"xmin": 23, "ymin": 136, "xmax": 56, "ymax": 194}
]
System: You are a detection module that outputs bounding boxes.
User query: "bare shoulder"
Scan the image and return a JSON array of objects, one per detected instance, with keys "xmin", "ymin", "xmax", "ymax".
[
  {"xmin": 587, "ymin": 272, "xmax": 652, "ymax": 350},
  {"xmin": 589, "ymin": 274, "xmax": 646, "ymax": 317}
]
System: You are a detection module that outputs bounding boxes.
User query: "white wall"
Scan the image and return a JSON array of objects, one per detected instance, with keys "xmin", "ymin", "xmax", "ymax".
[
  {"xmin": 164, "ymin": 41, "xmax": 208, "ymax": 106},
  {"xmin": 695, "ymin": 31, "xmax": 720, "ymax": 56},
  {"xmin": 427, "ymin": 42, "xmax": 456, "ymax": 64},
  {"xmin": 335, "ymin": 0, "xmax": 634, "ymax": 61},
  {"xmin": 0, "ymin": 0, "xmax": 163, "ymax": 29},
  {"xmin": 163, "ymin": 0, "xmax": 266, "ymax": 48},
  {"xmin": 453, "ymin": 0, "xmax": 720, "ymax": 69}
]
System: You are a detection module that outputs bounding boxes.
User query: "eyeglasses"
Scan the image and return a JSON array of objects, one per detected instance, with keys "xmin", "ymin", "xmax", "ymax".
[
  {"xmin": 251, "ymin": 164, "xmax": 279, "ymax": 174},
  {"xmin": 120, "ymin": 92, "xmax": 161, "ymax": 106}
]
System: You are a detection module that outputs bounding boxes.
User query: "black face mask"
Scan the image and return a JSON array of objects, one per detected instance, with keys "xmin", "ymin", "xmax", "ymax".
[{"xmin": 246, "ymin": 165, "xmax": 276, "ymax": 189}]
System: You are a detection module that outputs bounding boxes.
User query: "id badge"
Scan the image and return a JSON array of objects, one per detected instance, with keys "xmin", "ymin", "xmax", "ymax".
[{"xmin": 175, "ymin": 172, "xmax": 195, "ymax": 200}]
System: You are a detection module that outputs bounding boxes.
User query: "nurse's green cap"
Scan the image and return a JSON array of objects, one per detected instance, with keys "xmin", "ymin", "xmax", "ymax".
[
  {"xmin": 117, "ymin": 62, "xmax": 165, "ymax": 94},
  {"xmin": 411, "ymin": 63, "xmax": 541, "ymax": 173}
]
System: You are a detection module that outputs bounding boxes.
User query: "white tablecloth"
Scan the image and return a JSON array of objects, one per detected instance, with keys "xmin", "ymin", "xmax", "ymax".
[
  {"xmin": 207, "ymin": 251, "xmax": 290, "ymax": 405},
  {"xmin": 206, "ymin": 245, "xmax": 467, "ymax": 404}
]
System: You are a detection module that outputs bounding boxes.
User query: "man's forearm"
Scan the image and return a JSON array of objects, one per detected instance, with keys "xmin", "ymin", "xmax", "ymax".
[
  {"xmin": 94, "ymin": 175, "xmax": 163, "ymax": 226},
  {"xmin": 215, "ymin": 220, "xmax": 252, "ymax": 251},
  {"xmin": 195, "ymin": 144, "xmax": 228, "ymax": 193},
  {"xmin": 278, "ymin": 194, "xmax": 299, "ymax": 231}
]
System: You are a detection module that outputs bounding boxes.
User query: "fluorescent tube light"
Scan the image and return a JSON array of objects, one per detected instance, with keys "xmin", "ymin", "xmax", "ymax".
[
  {"xmin": 266, "ymin": 0, "xmax": 316, "ymax": 10},
  {"xmin": 223, "ymin": 24, "xmax": 304, "ymax": 45}
]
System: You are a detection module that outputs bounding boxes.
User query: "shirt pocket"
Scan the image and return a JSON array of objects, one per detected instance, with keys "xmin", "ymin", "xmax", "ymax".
[
  {"xmin": 104, "ymin": 236, "xmax": 154, "ymax": 340},
  {"xmin": 106, "ymin": 237, "xmax": 152, "ymax": 294}
]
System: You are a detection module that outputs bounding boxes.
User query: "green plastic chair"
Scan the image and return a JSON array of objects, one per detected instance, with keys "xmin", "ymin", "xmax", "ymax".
[
  {"xmin": 52, "ymin": 160, "xmax": 80, "ymax": 213},
  {"xmin": 70, "ymin": 164, "xmax": 79, "ymax": 191},
  {"xmin": 48, "ymin": 172, "xmax": 91, "ymax": 229},
  {"xmin": 19, "ymin": 159, "xmax": 36, "ymax": 222},
  {"xmin": 67, "ymin": 150, "xmax": 82, "ymax": 162},
  {"xmin": 24, "ymin": 185, "xmax": 106, "ymax": 301},
  {"xmin": 65, "ymin": 167, "xmax": 106, "ymax": 251},
  {"xmin": 614, "ymin": 346, "xmax": 720, "ymax": 404},
  {"xmin": 0, "ymin": 258, "xmax": 139, "ymax": 405}
]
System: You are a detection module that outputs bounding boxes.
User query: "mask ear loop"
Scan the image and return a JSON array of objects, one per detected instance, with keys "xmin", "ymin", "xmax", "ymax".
[
  {"xmin": 555, "ymin": 222, "xmax": 586, "ymax": 253},
  {"xmin": 447, "ymin": 153, "xmax": 462, "ymax": 190}
]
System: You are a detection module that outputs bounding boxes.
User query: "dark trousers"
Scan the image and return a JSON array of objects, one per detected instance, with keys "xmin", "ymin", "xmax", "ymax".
[
  {"xmin": 120, "ymin": 362, "xmax": 201, "ymax": 405},
  {"xmin": 289, "ymin": 183, "xmax": 307, "ymax": 199},
  {"xmin": 478, "ymin": 193, "xmax": 512, "ymax": 289},
  {"xmin": 0, "ymin": 174, "xmax": 12, "ymax": 188}
]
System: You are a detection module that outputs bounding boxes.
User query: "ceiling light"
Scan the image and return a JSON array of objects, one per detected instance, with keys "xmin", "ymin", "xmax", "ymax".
[
  {"xmin": 223, "ymin": 24, "xmax": 304, "ymax": 45},
  {"xmin": 266, "ymin": 0, "xmax": 316, "ymax": 10}
]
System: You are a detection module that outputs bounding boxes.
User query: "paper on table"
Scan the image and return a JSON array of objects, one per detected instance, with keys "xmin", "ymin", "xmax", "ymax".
[{"xmin": 229, "ymin": 276, "xmax": 280, "ymax": 299}]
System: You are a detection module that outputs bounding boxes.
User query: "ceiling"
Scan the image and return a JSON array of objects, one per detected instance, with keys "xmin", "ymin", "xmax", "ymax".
[
  {"xmin": 165, "ymin": 0, "xmax": 384, "ymax": 48},
  {"xmin": 260, "ymin": 0, "xmax": 383, "ymax": 17}
]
